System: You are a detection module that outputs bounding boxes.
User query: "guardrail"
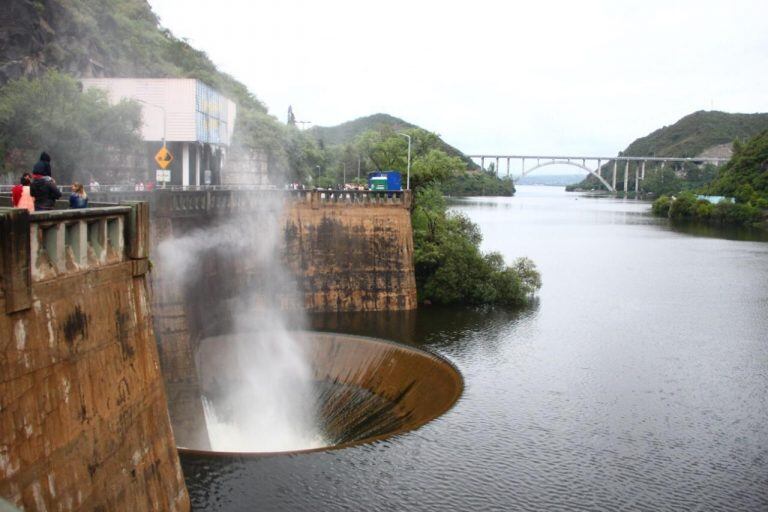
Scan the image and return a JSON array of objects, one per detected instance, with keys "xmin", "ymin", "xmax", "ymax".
[{"xmin": 1, "ymin": 202, "xmax": 150, "ymax": 313}]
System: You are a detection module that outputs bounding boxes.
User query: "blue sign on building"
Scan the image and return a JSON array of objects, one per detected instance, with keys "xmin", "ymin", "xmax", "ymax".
[{"xmin": 195, "ymin": 81, "xmax": 229, "ymax": 144}]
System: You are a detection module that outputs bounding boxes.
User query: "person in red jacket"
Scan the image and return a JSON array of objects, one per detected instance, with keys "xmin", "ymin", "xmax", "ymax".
[{"xmin": 11, "ymin": 173, "xmax": 32, "ymax": 206}]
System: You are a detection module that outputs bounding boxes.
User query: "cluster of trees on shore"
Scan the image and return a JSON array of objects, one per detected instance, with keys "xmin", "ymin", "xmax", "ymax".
[
  {"xmin": 413, "ymin": 185, "xmax": 539, "ymax": 305},
  {"xmin": 651, "ymin": 130, "xmax": 768, "ymax": 227}
]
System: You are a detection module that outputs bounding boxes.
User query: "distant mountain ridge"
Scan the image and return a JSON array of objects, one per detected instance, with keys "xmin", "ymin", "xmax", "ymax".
[
  {"xmin": 309, "ymin": 113, "xmax": 478, "ymax": 169},
  {"xmin": 620, "ymin": 110, "xmax": 768, "ymax": 158}
]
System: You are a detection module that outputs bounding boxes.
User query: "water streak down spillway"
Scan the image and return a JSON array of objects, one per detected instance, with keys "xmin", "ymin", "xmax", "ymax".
[{"xmin": 181, "ymin": 332, "xmax": 464, "ymax": 455}]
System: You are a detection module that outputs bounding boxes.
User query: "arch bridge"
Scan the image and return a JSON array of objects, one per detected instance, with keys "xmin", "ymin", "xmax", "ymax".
[{"xmin": 466, "ymin": 154, "xmax": 730, "ymax": 194}]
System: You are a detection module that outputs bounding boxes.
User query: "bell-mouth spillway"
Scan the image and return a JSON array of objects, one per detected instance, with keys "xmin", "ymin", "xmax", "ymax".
[{"xmin": 177, "ymin": 332, "xmax": 464, "ymax": 457}]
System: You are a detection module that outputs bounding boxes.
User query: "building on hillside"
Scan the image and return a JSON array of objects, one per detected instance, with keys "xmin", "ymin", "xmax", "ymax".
[{"xmin": 81, "ymin": 78, "xmax": 246, "ymax": 186}]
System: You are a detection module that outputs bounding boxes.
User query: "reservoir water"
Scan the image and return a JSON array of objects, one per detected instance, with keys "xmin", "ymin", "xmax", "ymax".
[{"xmin": 182, "ymin": 185, "xmax": 768, "ymax": 511}]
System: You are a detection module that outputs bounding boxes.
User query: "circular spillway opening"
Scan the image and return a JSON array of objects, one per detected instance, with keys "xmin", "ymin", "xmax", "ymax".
[{"xmin": 177, "ymin": 332, "xmax": 463, "ymax": 456}]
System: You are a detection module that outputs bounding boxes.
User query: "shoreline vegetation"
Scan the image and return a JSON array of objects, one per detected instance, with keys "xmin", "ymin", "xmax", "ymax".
[
  {"xmin": 413, "ymin": 185, "xmax": 540, "ymax": 306},
  {"xmin": 651, "ymin": 130, "xmax": 768, "ymax": 228},
  {"xmin": 651, "ymin": 193, "xmax": 764, "ymax": 226}
]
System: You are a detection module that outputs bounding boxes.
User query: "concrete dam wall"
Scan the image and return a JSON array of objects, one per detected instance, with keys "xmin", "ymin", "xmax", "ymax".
[
  {"xmin": 0, "ymin": 204, "xmax": 188, "ymax": 511},
  {"xmin": 284, "ymin": 191, "xmax": 418, "ymax": 312}
]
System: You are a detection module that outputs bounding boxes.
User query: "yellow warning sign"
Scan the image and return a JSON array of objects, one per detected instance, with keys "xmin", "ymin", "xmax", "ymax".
[{"xmin": 154, "ymin": 146, "xmax": 174, "ymax": 169}]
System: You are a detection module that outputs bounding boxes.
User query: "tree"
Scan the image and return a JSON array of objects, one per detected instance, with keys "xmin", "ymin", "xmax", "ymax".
[
  {"xmin": 641, "ymin": 167, "xmax": 681, "ymax": 196},
  {"xmin": 355, "ymin": 127, "xmax": 407, "ymax": 172},
  {"xmin": 0, "ymin": 71, "xmax": 143, "ymax": 184},
  {"xmin": 410, "ymin": 149, "xmax": 464, "ymax": 189},
  {"xmin": 706, "ymin": 130, "xmax": 768, "ymax": 203},
  {"xmin": 355, "ymin": 128, "xmax": 465, "ymax": 189}
]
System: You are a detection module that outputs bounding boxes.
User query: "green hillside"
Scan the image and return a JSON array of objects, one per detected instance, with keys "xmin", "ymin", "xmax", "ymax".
[
  {"xmin": 0, "ymin": 0, "xmax": 264, "ymax": 112},
  {"xmin": 310, "ymin": 113, "xmax": 478, "ymax": 170},
  {"xmin": 0, "ymin": 0, "xmax": 305, "ymax": 182},
  {"xmin": 620, "ymin": 111, "xmax": 768, "ymax": 158},
  {"xmin": 707, "ymin": 130, "xmax": 768, "ymax": 201},
  {"xmin": 575, "ymin": 111, "xmax": 768, "ymax": 192}
]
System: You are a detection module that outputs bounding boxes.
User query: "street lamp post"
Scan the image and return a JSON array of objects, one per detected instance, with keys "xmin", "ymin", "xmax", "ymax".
[{"xmin": 397, "ymin": 133, "xmax": 411, "ymax": 190}]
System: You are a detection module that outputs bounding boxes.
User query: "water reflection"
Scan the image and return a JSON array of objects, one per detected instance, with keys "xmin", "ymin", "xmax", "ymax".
[
  {"xmin": 309, "ymin": 303, "xmax": 539, "ymax": 356},
  {"xmin": 664, "ymin": 219, "xmax": 768, "ymax": 241}
]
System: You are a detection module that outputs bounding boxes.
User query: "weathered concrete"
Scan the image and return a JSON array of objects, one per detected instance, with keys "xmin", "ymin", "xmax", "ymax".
[
  {"xmin": 0, "ymin": 204, "xmax": 188, "ymax": 511},
  {"xmin": 284, "ymin": 194, "xmax": 417, "ymax": 312}
]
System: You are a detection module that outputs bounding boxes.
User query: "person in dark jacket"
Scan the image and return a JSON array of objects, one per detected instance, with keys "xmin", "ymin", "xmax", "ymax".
[
  {"xmin": 32, "ymin": 152, "xmax": 52, "ymax": 176},
  {"xmin": 30, "ymin": 151, "xmax": 61, "ymax": 210}
]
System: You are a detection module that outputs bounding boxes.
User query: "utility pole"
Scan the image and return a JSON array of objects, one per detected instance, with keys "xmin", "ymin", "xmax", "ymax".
[{"xmin": 397, "ymin": 133, "xmax": 411, "ymax": 190}]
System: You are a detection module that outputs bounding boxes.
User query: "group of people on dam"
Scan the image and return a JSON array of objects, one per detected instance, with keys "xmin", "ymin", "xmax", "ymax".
[{"xmin": 10, "ymin": 151, "xmax": 88, "ymax": 211}]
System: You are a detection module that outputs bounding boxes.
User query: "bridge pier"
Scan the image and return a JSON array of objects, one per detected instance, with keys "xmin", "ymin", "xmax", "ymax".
[
  {"xmin": 624, "ymin": 161, "xmax": 629, "ymax": 195},
  {"xmin": 612, "ymin": 160, "xmax": 617, "ymax": 191}
]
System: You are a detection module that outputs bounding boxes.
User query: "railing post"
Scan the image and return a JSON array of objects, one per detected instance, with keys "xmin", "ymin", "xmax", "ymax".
[
  {"xmin": 122, "ymin": 201, "xmax": 150, "ymax": 276},
  {"xmin": 1, "ymin": 209, "xmax": 32, "ymax": 312}
]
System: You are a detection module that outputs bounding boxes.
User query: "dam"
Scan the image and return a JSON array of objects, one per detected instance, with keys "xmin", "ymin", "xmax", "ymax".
[{"xmin": 1, "ymin": 189, "xmax": 461, "ymax": 510}]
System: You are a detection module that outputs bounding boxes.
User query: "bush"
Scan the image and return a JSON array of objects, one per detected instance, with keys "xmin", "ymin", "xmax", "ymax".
[
  {"xmin": 652, "ymin": 195, "xmax": 672, "ymax": 216},
  {"xmin": 712, "ymin": 202, "xmax": 761, "ymax": 224},
  {"xmin": 694, "ymin": 200, "xmax": 714, "ymax": 219},
  {"xmin": 655, "ymin": 193, "xmax": 762, "ymax": 226},
  {"xmin": 668, "ymin": 192, "xmax": 697, "ymax": 219}
]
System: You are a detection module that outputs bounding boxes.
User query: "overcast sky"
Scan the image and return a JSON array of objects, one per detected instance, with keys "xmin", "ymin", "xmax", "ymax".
[{"xmin": 148, "ymin": 0, "xmax": 768, "ymax": 159}]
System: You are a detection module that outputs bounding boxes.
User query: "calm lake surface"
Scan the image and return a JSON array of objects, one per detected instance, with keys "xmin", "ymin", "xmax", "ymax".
[{"xmin": 182, "ymin": 185, "xmax": 768, "ymax": 511}]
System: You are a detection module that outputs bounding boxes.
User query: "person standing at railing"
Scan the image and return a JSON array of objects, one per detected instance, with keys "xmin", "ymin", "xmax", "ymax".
[
  {"xmin": 69, "ymin": 183, "xmax": 88, "ymax": 209},
  {"xmin": 30, "ymin": 152, "xmax": 62, "ymax": 210},
  {"xmin": 11, "ymin": 173, "xmax": 35, "ymax": 212}
]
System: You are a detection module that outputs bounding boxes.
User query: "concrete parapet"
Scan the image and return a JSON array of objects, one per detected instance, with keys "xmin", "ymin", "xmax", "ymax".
[{"xmin": 86, "ymin": 189, "xmax": 413, "ymax": 217}]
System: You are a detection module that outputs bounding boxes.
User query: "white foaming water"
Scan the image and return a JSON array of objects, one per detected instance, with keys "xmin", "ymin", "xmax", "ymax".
[
  {"xmin": 198, "ymin": 332, "xmax": 328, "ymax": 452},
  {"xmin": 157, "ymin": 195, "xmax": 326, "ymax": 452}
]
